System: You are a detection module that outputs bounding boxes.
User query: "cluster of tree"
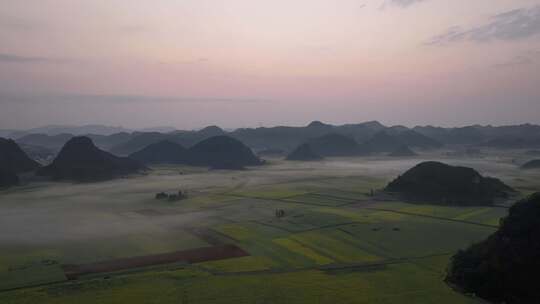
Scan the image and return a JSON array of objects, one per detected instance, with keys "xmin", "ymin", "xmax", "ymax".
[
  {"xmin": 446, "ymin": 193, "xmax": 540, "ymax": 303},
  {"xmin": 155, "ymin": 190, "xmax": 187, "ymax": 202},
  {"xmin": 275, "ymin": 209, "xmax": 286, "ymax": 218}
]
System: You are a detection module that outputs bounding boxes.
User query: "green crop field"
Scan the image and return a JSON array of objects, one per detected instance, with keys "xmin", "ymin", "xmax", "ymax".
[{"xmin": 0, "ymin": 156, "xmax": 538, "ymax": 303}]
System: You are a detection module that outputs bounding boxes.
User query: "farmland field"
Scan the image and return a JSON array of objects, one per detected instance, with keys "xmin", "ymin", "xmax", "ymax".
[{"xmin": 0, "ymin": 154, "xmax": 538, "ymax": 303}]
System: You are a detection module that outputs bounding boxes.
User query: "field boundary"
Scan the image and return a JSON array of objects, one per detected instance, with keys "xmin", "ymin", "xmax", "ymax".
[
  {"xmin": 204, "ymin": 252, "xmax": 453, "ymax": 276},
  {"xmin": 62, "ymin": 244, "xmax": 249, "ymax": 280},
  {"xmin": 228, "ymin": 191, "xmax": 500, "ymax": 230},
  {"xmin": 363, "ymin": 207, "xmax": 499, "ymax": 228}
]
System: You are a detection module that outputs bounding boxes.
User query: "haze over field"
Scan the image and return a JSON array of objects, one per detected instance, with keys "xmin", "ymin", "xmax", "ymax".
[
  {"xmin": 3, "ymin": 2, "xmax": 540, "ymax": 303},
  {"xmin": 1, "ymin": 0, "xmax": 540, "ymax": 129}
]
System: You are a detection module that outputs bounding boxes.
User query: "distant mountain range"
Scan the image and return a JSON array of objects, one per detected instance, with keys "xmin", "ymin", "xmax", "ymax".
[
  {"xmin": 306, "ymin": 133, "xmax": 367, "ymax": 157},
  {"xmin": 413, "ymin": 124, "xmax": 540, "ymax": 146},
  {"xmin": 0, "ymin": 125, "xmax": 179, "ymax": 138},
  {"xmin": 5, "ymin": 125, "xmax": 133, "ymax": 137},
  {"xmin": 129, "ymin": 140, "xmax": 189, "ymax": 164},
  {"xmin": 286, "ymin": 144, "xmax": 323, "ymax": 161},
  {"xmin": 129, "ymin": 136, "xmax": 263, "ymax": 169},
  {"xmin": 521, "ymin": 159, "xmax": 540, "ymax": 170},
  {"xmin": 3, "ymin": 122, "xmax": 540, "ymax": 158},
  {"xmin": 2, "ymin": 121, "xmax": 540, "ymax": 184},
  {"xmin": 388, "ymin": 145, "xmax": 417, "ymax": 157},
  {"xmin": 37, "ymin": 137, "xmax": 145, "ymax": 181},
  {"xmin": 110, "ymin": 126, "xmax": 226, "ymax": 156}
]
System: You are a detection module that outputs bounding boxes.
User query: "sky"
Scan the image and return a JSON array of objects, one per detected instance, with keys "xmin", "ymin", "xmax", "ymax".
[{"xmin": 1, "ymin": 0, "xmax": 540, "ymax": 130}]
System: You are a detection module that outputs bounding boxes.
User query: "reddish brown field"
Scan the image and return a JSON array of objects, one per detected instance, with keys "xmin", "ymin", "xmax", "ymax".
[{"xmin": 62, "ymin": 244, "xmax": 248, "ymax": 280}]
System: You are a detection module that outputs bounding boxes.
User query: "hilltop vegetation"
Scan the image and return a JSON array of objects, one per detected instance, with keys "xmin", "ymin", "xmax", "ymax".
[
  {"xmin": 385, "ymin": 162, "xmax": 514, "ymax": 206},
  {"xmin": 446, "ymin": 193, "xmax": 540, "ymax": 304},
  {"xmin": 37, "ymin": 137, "xmax": 144, "ymax": 181}
]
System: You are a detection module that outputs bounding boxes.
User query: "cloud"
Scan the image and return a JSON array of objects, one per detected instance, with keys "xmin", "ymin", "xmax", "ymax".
[
  {"xmin": 383, "ymin": 0, "xmax": 426, "ymax": 8},
  {"xmin": 426, "ymin": 5, "xmax": 540, "ymax": 45},
  {"xmin": 0, "ymin": 53, "xmax": 67, "ymax": 64}
]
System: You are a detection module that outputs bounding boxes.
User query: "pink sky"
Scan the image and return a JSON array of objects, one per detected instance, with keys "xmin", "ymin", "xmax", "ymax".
[{"xmin": 1, "ymin": 0, "xmax": 539, "ymax": 129}]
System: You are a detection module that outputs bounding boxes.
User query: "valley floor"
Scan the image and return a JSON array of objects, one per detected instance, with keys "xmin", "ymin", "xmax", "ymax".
[{"xmin": 0, "ymin": 153, "xmax": 538, "ymax": 303}]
